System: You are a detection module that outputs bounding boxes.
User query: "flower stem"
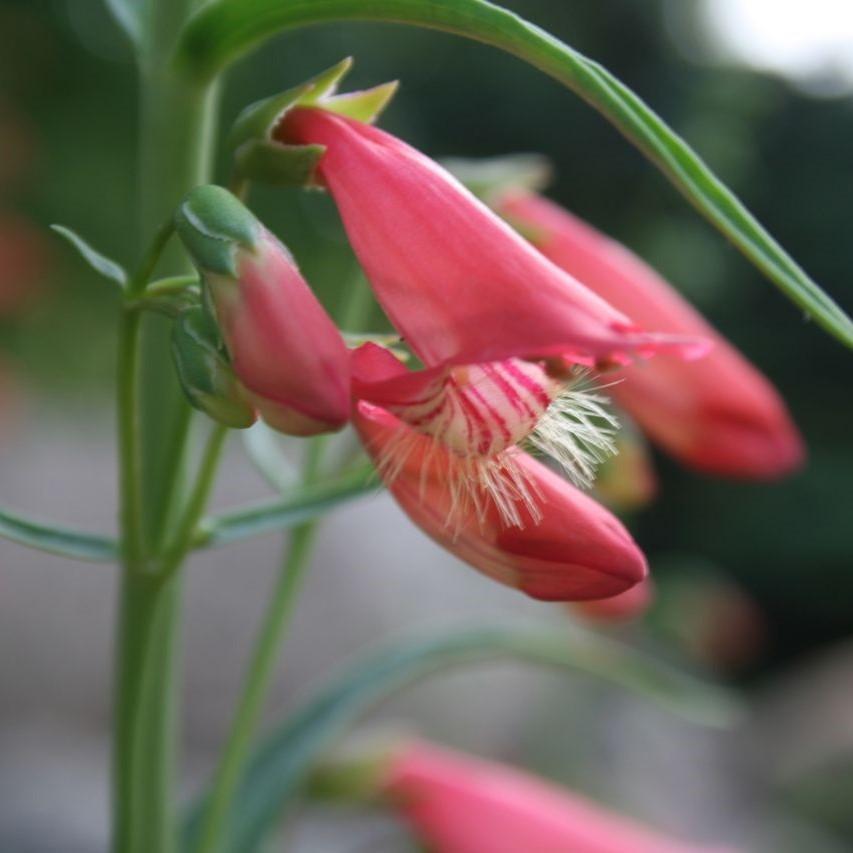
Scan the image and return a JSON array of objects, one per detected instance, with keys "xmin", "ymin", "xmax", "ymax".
[
  {"xmin": 113, "ymin": 1, "xmax": 220, "ymax": 847},
  {"xmin": 195, "ymin": 440, "xmax": 327, "ymax": 853},
  {"xmin": 159, "ymin": 423, "xmax": 230, "ymax": 580}
]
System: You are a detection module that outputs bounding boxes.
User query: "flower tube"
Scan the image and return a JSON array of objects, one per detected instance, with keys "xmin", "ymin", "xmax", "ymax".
[
  {"xmin": 273, "ymin": 108, "xmax": 698, "ymax": 600},
  {"xmin": 383, "ymin": 739, "xmax": 734, "ymax": 853},
  {"xmin": 278, "ymin": 107, "xmax": 706, "ymax": 370},
  {"xmin": 495, "ymin": 190, "xmax": 804, "ymax": 479}
]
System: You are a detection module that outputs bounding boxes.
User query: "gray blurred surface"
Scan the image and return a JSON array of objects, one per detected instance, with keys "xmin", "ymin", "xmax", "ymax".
[{"xmin": 1, "ymin": 402, "xmax": 843, "ymax": 852}]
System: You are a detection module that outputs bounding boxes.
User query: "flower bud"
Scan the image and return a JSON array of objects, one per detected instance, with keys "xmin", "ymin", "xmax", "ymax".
[
  {"xmin": 175, "ymin": 186, "xmax": 350, "ymax": 436},
  {"xmin": 171, "ymin": 307, "xmax": 256, "ymax": 429}
]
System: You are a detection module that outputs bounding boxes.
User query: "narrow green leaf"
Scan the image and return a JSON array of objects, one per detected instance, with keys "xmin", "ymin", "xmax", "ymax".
[
  {"xmin": 175, "ymin": 0, "xmax": 853, "ymax": 348},
  {"xmin": 0, "ymin": 505, "xmax": 118, "ymax": 562},
  {"xmin": 51, "ymin": 224, "xmax": 128, "ymax": 288},
  {"xmin": 182, "ymin": 626, "xmax": 742, "ymax": 852},
  {"xmin": 195, "ymin": 462, "xmax": 377, "ymax": 548},
  {"xmin": 240, "ymin": 422, "xmax": 299, "ymax": 493}
]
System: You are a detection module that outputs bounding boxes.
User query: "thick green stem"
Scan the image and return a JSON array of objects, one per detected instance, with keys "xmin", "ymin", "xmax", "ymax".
[
  {"xmin": 114, "ymin": 571, "xmax": 183, "ymax": 853},
  {"xmin": 113, "ymin": 1, "xmax": 220, "ymax": 849}
]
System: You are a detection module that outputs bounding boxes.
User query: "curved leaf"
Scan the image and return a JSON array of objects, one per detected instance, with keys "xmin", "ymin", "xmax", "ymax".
[
  {"xmin": 196, "ymin": 461, "xmax": 377, "ymax": 548},
  {"xmin": 0, "ymin": 505, "xmax": 118, "ymax": 562},
  {"xmin": 175, "ymin": 0, "xmax": 853, "ymax": 348},
  {"xmin": 51, "ymin": 225, "xmax": 128, "ymax": 288},
  {"xmin": 182, "ymin": 626, "xmax": 742, "ymax": 851}
]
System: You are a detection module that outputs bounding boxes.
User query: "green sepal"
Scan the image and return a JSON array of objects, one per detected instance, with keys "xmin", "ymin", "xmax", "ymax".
[
  {"xmin": 171, "ymin": 307, "xmax": 256, "ymax": 429},
  {"xmin": 443, "ymin": 153, "xmax": 553, "ymax": 203},
  {"xmin": 232, "ymin": 139, "xmax": 326, "ymax": 187},
  {"xmin": 228, "ymin": 58, "xmax": 398, "ymax": 187},
  {"xmin": 174, "ymin": 185, "xmax": 261, "ymax": 277},
  {"xmin": 320, "ymin": 81, "xmax": 399, "ymax": 123},
  {"xmin": 228, "ymin": 57, "xmax": 354, "ymax": 151}
]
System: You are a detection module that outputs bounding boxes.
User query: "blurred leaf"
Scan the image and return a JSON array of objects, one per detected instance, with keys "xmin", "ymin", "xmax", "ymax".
[
  {"xmin": 195, "ymin": 461, "xmax": 377, "ymax": 548},
  {"xmin": 175, "ymin": 0, "xmax": 853, "ymax": 348},
  {"xmin": 0, "ymin": 505, "xmax": 118, "ymax": 562},
  {"xmin": 103, "ymin": 0, "xmax": 145, "ymax": 45},
  {"xmin": 241, "ymin": 422, "xmax": 299, "ymax": 493},
  {"xmin": 51, "ymin": 224, "xmax": 128, "ymax": 288},
  {"xmin": 182, "ymin": 626, "xmax": 741, "ymax": 852}
]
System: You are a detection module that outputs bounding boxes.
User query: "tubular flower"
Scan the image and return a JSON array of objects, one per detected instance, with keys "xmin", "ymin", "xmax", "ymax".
[
  {"xmin": 276, "ymin": 108, "xmax": 705, "ymax": 596},
  {"xmin": 495, "ymin": 190, "xmax": 805, "ymax": 479},
  {"xmin": 353, "ymin": 345, "xmax": 646, "ymax": 602},
  {"xmin": 383, "ymin": 739, "xmax": 734, "ymax": 853},
  {"xmin": 175, "ymin": 186, "xmax": 350, "ymax": 436}
]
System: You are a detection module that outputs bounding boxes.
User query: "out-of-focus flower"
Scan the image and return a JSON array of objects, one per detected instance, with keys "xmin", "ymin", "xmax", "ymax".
[
  {"xmin": 494, "ymin": 190, "xmax": 804, "ymax": 480},
  {"xmin": 572, "ymin": 577, "xmax": 654, "ymax": 623},
  {"xmin": 274, "ymin": 108, "xmax": 711, "ymax": 600},
  {"xmin": 0, "ymin": 211, "xmax": 48, "ymax": 314},
  {"xmin": 592, "ymin": 424, "xmax": 658, "ymax": 513},
  {"xmin": 653, "ymin": 565, "xmax": 767, "ymax": 672},
  {"xmin": 175, "ymin": 186, "xmax": 350, "ymax": 436},
  {"xmin": 382, "ymin": 739, "xmax": 733, "ymax": 853}
]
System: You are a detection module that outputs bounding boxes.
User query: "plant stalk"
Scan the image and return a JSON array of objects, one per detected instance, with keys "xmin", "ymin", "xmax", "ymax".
[
  {"xmin": 194, "ymin": 440, "xmax": 328, "ymax": 853},
  {"xmin": 113, "ymin": 0, "xmax": 220, "ymax": 848}
]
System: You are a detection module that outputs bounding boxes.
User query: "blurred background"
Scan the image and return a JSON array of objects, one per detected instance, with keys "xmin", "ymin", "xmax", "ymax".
[{"xmin": 0, "ymin": 0, "xmax": 851, "ymax": 850}]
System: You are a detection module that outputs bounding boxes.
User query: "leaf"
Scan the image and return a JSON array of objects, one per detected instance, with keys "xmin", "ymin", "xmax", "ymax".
[
  {"xmin": 0, "ymin": 505, "xmax": 118, "ymax": 562},
  {"xmin": 195, "ymin": 461, "xmax": 377, "ymax": 548},
  {"xmin": 182, "ymin": 626, "xmax": 742, "ymax": 851},
  {"xmin": 51, "ymin": 225, "xmax": 128, "ymax": 288},
  {"xmin": 175, "ymin": 0, "xmax": 853, "ymax": 348},
  {"xmin": 240, "ymin": 422, "xmax": 299, "ymax": 494}
]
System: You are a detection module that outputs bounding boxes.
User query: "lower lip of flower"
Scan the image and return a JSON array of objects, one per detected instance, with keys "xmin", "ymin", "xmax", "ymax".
[{"xmin": 375, "ymin": 357, "xmax": 620, "ymax": 530}]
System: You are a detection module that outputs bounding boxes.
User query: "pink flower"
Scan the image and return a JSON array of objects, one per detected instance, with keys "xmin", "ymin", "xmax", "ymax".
[
  {"xmin": 279, "ymin": 108, "xmax": 705, "ymax": 370},
  {"xmin": 354, "ymin": 382, "xmax": 646, "ymax": 601},
  {"xmin": 496, "ymin": 191, "xmax": 805, "ymax": 479},
  {"xmin": 383, "ymin": 739, "xmax": 733, "ymax": 853},
  {"xmin": 176, "ymin": 186, "xmax": 350, "ymax": 436},
  {"xmin": 212, "ymin": 231, "xmax": 349, "ymax": 435},
  {"xmin": 273, "ymin": 108, "xmax": 712, "ymax": 599}
]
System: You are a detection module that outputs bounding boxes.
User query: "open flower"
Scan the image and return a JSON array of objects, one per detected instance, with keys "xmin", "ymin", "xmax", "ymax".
[
  {"xmin": 382, "ymin": 739, "xmax": 733, "ymax": 853},
  {"xmin": 495, "ymin": 190, "xmax": 805, "ymax": 479},
  {"xmin": 354, "ymin": 371, "xmax": 646, "ymax": 601},
  {"xmin": 276, "ymin": 108, "xmax": 706, "ymax": 599}
]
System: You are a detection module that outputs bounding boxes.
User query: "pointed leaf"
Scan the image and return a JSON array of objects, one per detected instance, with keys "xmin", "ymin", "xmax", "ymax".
[
  {"xmin": 176, "ymin": 0, "xmax": 853, "ymax": 349},
  {"xmin": 51, "ymin": 225, "xmax": 128, "ymax": 288},
  {"xmin": 182, "ymin": 626, "xmax": 742, "ymax": 852},
  {"xmin": 195, "ymin": 461, "xmax": 377, "ymax": 548},
  {"xmin": 0, "ymin": 505, "xmax": 118, "ymax": 562}
]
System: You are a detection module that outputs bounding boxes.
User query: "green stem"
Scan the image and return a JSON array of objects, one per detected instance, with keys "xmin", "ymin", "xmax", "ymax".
[
  {"xmin": 159, "ymin": 423, "xmax": 229, "ymax": 580},
  {"xmin": 194, "ymin": 440, "xmax": 326, "ymax": 853},
  {"xmin": 113, "ymin": 1, "xmax": 221, "ymax": 848},
  {"xmin": 117, "ymin": 309, "xmax": 145, "ymax": 574},
  {"xmin": 196, "ymin": 524, "xmax": 318, "ymax": 853},
  {"xmin": 114, "ymin": 570, "xmax": 184, "ymax": 853}
]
